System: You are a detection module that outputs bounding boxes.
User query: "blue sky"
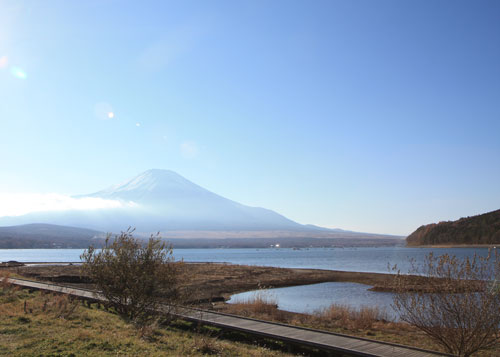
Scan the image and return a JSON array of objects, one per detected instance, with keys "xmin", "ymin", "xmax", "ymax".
[{"xmin": 0, "ymin": 0, "xmax": 499, "ymax": 235}]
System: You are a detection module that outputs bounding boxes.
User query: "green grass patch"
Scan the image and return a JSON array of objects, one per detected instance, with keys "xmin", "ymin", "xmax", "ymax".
[{"xmin": 0, "ymin": 287, "xmax": 291, "ymax": 356}]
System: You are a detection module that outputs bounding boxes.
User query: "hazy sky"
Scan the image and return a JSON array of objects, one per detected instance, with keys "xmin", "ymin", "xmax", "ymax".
[{"xmin": 1, "ymin": 0, "xmax": 499, "ymax": 235}]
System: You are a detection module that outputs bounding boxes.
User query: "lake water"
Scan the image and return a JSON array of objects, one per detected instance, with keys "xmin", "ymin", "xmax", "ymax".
[
  {"xmin": 228, "ymin": 282, "xmax": 397, "ymax": 319},
  {"xmin": 1, "ymin": 246, "xmax": 492, "ymax": 316},
  {"xmin": 0, "ymin": 246, "xmax": 491, "ymax": 274}
]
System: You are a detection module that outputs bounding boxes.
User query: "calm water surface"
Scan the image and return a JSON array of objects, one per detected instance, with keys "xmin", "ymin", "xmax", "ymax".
[
  {"xmin": 0, "ymin": 247, "xmax": 490, "ymax": 274},
  {"xmin": 1, "ymin": 247, "xmax": 492, "ymax": 315},
  {"xmin": 228, "ymin": 282, "xmax": 397, "ymax": 318}
]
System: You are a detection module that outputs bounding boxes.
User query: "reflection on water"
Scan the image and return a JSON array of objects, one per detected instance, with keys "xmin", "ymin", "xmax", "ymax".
[{"xmin": 228, "ymin": 282, "xmax": 398, "ymax": 319}]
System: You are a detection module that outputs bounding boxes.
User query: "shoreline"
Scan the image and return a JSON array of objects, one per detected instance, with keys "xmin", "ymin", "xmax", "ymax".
[
  {"xmin": 407, "ymin": 244, "xmax": 498, "ymax": 248},
  {"xmin": 4, "ymin": 262, "xmax": 434, "ymax": 304}
]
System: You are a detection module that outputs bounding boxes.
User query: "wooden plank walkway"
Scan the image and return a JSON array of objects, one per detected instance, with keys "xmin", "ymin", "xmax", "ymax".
[
  {"xmin": 2, "ymin": 277, "xmax": 448, "ymax": 357},
  {"xmin": 176, "ymin": 307, "xmax": 447, "ymax": 357}
]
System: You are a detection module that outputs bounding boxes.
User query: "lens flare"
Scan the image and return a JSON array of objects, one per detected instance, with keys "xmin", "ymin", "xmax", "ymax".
[
  {"xmin": 11, "ymin": 66, "xmax": 27, "ymax": 79},
  {"xmin": 136, "ymin": 123, "xmax": 141, "ymax": 127},
  {"xmin": 94, "ymin": 102, "xmax": 114, "ymax": 120},
  {"xmin": 0, "ymin": 56, "xmax": 7, "ymax": 69}
]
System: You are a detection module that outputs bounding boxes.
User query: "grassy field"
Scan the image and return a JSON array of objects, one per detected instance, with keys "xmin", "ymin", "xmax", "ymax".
[{"xmin": 0, "ymin": 283, "xmax": 292, "ymax": 357}]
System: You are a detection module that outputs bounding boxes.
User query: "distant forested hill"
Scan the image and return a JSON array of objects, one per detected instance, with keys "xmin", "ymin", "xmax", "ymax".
[
  {"xmin": 0, "ymin": 223, "xmax": 404, "ymax": 249},
  {"xmin": 0, "ymin": 224, "xmax": 105, "ymax": 249},
  {"xmin": 407, "ymin": 209, "xmax": 500, "ymax": 246}
]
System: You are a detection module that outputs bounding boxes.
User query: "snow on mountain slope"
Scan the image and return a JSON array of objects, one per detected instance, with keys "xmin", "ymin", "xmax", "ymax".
[
  {"xmin": 4, "ymin": 169, "xmax": 306, "ymax": 232},
  {"xmin": 82, "ymin": 169, "xmax": 303, "ymax": 231}
]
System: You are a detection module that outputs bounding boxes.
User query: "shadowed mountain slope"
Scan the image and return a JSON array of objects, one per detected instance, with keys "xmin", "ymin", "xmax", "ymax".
[{"xmin": 406, "ymin": 209, "xmax": 500, "ymax": 246}]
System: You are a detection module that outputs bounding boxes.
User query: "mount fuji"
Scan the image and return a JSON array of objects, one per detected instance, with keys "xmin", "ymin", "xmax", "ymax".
[
  {"xmin": 1, "ymin": 169, "xmax": 316, "ymax": 233},
  {"xmin": 83, "ymin": 169, "xmax": 306, "ymax": 232}
]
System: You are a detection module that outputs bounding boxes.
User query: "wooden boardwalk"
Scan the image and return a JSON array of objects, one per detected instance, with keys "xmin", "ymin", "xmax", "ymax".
[{"xmin": 2, "ymin": 277, "xmax": 448, "ymax": 357}]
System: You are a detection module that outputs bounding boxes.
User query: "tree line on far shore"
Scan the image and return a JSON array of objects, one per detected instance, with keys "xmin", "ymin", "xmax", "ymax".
[{"xmin": 407, "ymin": 208, "xmax": 500, "ymax": 246}]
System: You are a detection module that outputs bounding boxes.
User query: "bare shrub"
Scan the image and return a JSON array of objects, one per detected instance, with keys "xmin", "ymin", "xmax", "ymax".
[
  {"xmin": 81, "ymin": 229, "xmax": 181, "ymax": 325},
  {"xmin": 392, "ymin": 251, "xmax": 500, "ymax": 356}
]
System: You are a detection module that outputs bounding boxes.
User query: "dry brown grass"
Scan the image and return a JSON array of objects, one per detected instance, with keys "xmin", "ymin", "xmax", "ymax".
[
  {"xmin": 191, "ymin": 323, "xmax": 224, "ymax": 356},
  {"xmin": 226, "ymin": 296, "xmax": 389, "ymax": 331},
  {"xmin": 314, "ymin": 304, "xmax": 389, "ymax": 330},
  {"xmin": 39, "ymin": 292, "xmax": 80, "ymax": 319},
  {"xmin": 237, "ymin": 292, "xmax": 278, "ymax": 315},
  {"xmin": 0, "ymin": 270, "xmax": 20, "ymax": 301},
  {"xmin": 225, "ymin": 292, "xmax": 289, "ymax": 322},
  {"xmin": 0, "ymin": 269, "xmax": 11, "ymax": 287}
]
